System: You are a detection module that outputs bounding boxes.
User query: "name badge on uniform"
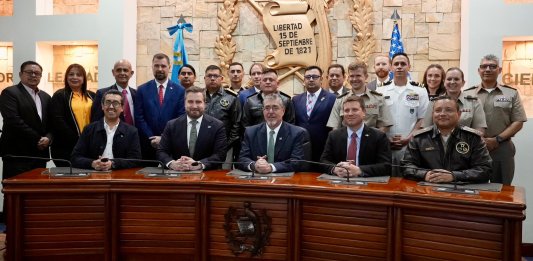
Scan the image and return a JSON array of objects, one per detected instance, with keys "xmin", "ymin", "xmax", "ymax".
[
  {"xmin": 456, "ymin": 142, "xmax": 469, "ymax": 154},
  {"xmin": 494, "ymin": 95, "xmax": 512, "ymax": 108},
  {"xmin": 405, "ymin": 93, "xmax": 420, "ymax": 107}
]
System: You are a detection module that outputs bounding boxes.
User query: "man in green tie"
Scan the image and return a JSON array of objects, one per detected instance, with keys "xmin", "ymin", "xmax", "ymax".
[{"xmin": 238, "ymin": 94, "xmax": 309, "ymax": 173}]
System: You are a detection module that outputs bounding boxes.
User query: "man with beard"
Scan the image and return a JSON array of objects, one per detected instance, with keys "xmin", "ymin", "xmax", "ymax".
[
  {"xmin": 376, "ymin": 53, "xmax": 429, "ymax": 176},
  {"xmin": 72, "ymin": 90, "xmax": 141, "ymax": 170},
  {"xmin": 327, "ymin": 62, "xmax": 392, "ymax": 132},
  {"xmin": 238, "ymin": 94, "xmax": 307, "ymax": 173},
  {"xmin": 401, "ymin": 96, "xmax": 491, "ymax": 183},
  {"xmin": 228, "ymin": 62, "xmax": 245, "ymax": 93},
  {"xmin": 91, "ymin": 59, "xmax": 136, "ymax": 124},
  {"xmin": 463, "ymin": 54, "xmax": 527, "ymax": 185},
  {"xmin": 178, "ymin": 64, "xmax": 197, "ymax": 89},
  {"xmin": 238, "ymin": 63, "xmax": 264, "ymax": 105},
  {"xmin": 242, "ymin": 68, "xmax": 295, "ymax": 127},
  {"xmin": 157, "ymin": 87, "xmax": 227, "ymax": 171},
  {"xmin": 367, "ymin": 54, "xmax": 391, "ymax": 91},
  {"xmin": 325, "ymin": 64, "xmax": 349, "ymax": 96},
  {"xmin": 135, "ymin": 53, "xmax": 185, "ymax": 161}
]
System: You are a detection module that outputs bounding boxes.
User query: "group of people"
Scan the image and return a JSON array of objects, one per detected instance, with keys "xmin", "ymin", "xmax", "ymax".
[{"xmin": 0, "ymin": 52, "xmax": 527, "ymax": 187}]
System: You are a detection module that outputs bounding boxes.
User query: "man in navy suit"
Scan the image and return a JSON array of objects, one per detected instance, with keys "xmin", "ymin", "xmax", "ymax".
[
  {"xmin": 238, "ymin": 63, "xmax": 264, "ymax": 106},
  {"xmin": 135, "ymin": 53, "xmax": 186, "ymax": 161},
  {"xmin": 292, "ymin": 66, "xmax": 336, "ymax": 162},
  {"xmin": 157, "ymin": 86, "xmax": 227, "ymax": 170},
  {"xmin": 238, "ymin": 94, "xmax": 308, "ymax": 173},
  {"xmin": 321, "ymin": 95, "xmax": 391, "ymax": 177},
  {"xmin": 91, "ymin": 59, "xmax": 136, "ymax": 124}
]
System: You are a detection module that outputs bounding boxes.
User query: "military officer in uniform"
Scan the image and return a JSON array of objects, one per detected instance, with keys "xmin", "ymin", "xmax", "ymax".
[
  {"xmin": 402, "ymin": 96, "xmax": 492, "ymax": 183},
  {"xmin": 327, "ymin": 62, "xmax": 392, "ymax": 132},
  {"xmin": 242, "ymin": 68, "xmax": 295, "ymax": 127},
  {"xmin": 422, "ymin": 67, "xmax": 487, "ymax": 134},
  {"xmin": 203, "ymin": 65, "xmax": 242, "ymax": 167},
  {"xmin": 463, "ymin": 54, "xmax": 527, "ymax": 185},
  {"xmin": 376, "ymin": 53, "xmax": 429, "ymax": 176}
]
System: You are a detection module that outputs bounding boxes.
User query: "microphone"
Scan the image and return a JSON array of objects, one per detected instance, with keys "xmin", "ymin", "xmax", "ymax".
[
  {"xmin": 391, "ymin": 164, "xmax": 476, "ymax": 194},
  {"xmin": 3, "ymin": 155, "xmax": 88, "ymax": 177},
  {"xmin": 190, "ymin": 160, "xmax": 267, "ymax": 180},
  {"xmin": 286, "ymin": 159, "xmax": 361, "ymax": 185}
]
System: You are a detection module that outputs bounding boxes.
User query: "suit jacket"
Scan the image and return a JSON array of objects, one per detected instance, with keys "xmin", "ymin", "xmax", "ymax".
[
  {"xmin": 238, "ymin": 122, "xmax": 308, "ymax": 173},
  {"xmin": 238, "ymin": 87, "xmax": 257, "ymax": 106},
  {"xmin": 157, "ymin": 114, "xmax": 227, "ymax": 170},
  {"xmin": 0, "ymin": 83, "xmax": 52, "ymax": 159},
  {"xmin": 320, "ymin": 125, "xmax": 391, "ymax": 177},
  {"xmin": 91, "ymin": 84, "xmax": 136, "ymax": 122},
  {"xmin": 367, "ymin": 80, "xmax": 378, "ymax": 91},
  {"xmin": 292, "ymin": 89, "xmax": 336, "ymax": 161},
  {"xmin": 325, "ymin": 86, "xmax": 349, "ymax": 96},
  {"xmin": 134, "ymin": 79, "xmax": 185, "ymax": 138},
  {"xmin": 71, "ymin": 119, "xmax": 142, "ymax": 169}
]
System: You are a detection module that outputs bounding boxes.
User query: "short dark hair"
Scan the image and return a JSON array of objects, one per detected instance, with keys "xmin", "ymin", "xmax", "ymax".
[
  {"xmin": 305, "ymin": 65, "xmax": 323, "ymax": 76},
  {"xmin": 327, "ymin": 64, "xmax": 345, "ymax": 76},
  {"xmin": 262, "ymin": 68, "xmax": 278, "ymax": 76},
  {"xmin": 391, "ymin": 52, "xmax": 410, "ymax": 64},
  {"xmin": 229, "ymin": 62, "xmax": 244, "ymax": 70},
  {"xmin": 343, "ymin": 95, "xmax": 366, "ymax": 112},
  {"xmin": 432, "ymin": 95, "xmax": 460, "ymax": 112},
  {"xmin": 347, "ymin": 62, "xmax": 368, "ymax": 75},
  {"xmin": 20, "ymin": 61, "xmax": 42, "ymax": 73},
  {"xmin": 178, "ymin": 64, "xmax": 196, "ymax": 76},
  {"xmin": 152, "ymin": 53, "xmax": 170, "ymax": 65},
  {"xmin": 205, "ymin": 64, "xmax": 222, "ymax": 74},
  {"xmin": 249, "ymin": 63, "xmax": 265, "ymax": 75},
  {"xmin": 185, "ymin": 86, "xmax": 206, "ymax": 101},
  {"xmin": 102, "ymin": 89, "xmax": 124, "ymax": 105}
]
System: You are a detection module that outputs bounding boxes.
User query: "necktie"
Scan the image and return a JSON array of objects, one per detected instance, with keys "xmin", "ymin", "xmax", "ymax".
[
  {"xmin": 267, "ymin": 130, "xmax": 275, "ymax": 163},
  {"xmin": 122, "ymin": 89, "xmax": 134, "ymax": 125},
  {"xmin": 347, "ymin": 133, "xmax": 357, "ymax": 163},
  {"xmin": 306, "ymin": 93, "xmax": 314, "ymax": 116},
  {"xmin": 158, "ymin": 85, "xmax": 164, "ymax": 106},
  {"xmin": 189, "ymin": 120, "xmax": 198, "ymax": 156}
]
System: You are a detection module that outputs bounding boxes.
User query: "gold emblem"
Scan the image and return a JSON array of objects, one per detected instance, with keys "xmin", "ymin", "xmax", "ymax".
[
  {"xmin": 220, "ymin": 99, "xmax": 230, "ymax": 108},
  {"xmin": 456, "ymin": 142, "xmax": 469, "ymax": 154}
]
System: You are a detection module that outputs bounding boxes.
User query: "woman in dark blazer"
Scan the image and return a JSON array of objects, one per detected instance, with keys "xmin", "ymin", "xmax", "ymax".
[{"xmin": 50, "ymin": 64, "xmax": 95, "ymax": 166}]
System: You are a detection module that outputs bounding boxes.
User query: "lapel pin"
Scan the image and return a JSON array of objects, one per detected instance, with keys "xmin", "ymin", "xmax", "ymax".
[{"xmin": 320, "ymin": 97, "xmax": 325, "ymax": 101}]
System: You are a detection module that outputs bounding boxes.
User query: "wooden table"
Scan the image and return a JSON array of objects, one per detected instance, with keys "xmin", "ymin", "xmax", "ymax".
[{"xmin": 2, "ymin": 169, "xmax": 526, "ymax": 261}]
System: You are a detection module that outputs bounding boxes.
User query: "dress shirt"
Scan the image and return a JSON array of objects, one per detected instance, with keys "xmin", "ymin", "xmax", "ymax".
[
  {"xmin": 346, "ymin": 123, "xmax": 364, "ymax": 166},
  {"xmin": 307, "ymin": 89, "xmax": 321, "ymax": 113},
  {"xmin": 156, "ymin": 79, "xmax": 169, "ymax": 97},
  {"xmin": 266, "ymin": 122, "xmax": 282, "ymax": 172},
  {"xmin": 102, "ymin": 120, "xmax": 119, "ymax": 159},
  {"xmin": 71, "ymin": 92, "xmax": 93, "ymax": 132},
  {"xmin": 22, "ymin": 84, "xmax": 42, "ymax": 120}
]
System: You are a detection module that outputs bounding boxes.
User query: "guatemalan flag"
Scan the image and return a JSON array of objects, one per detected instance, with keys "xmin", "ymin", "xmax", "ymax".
[{"xmin": 167, "ymin": 20, "xmax": 193, "ymax": 83}]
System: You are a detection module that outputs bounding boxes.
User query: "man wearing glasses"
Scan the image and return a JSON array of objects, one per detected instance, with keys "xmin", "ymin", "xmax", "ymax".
[
  {"xmin": 0, "ymin": 61, "xmax": 53, "ymax": 179},
  {"xmin": 71, "ymin": 90, "xmax": 141, "ymax": 171},
  {"xmin": 463, "ymin": 54, "xmax": 527, "ymax": 185},
  {"xmin": 242, "ymin": 68, "xmax": 295, "ymax": 127}
]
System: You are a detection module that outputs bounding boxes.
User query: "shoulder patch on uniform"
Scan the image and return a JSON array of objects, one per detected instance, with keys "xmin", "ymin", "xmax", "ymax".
[
  {"xmin": 461, "ymin": 126, "xmax": 483, "ymax": 136},
  {"xmin": 369, "ymin": 90, "xmax": 383, "ymax": 96},
  {"xmin": 224, "ymin": 88, "xmax": 238, "ymax": 96},
  {"xmin": 337, "ymin": 92, "xmax": 350, "ymax": 99},
  {"xmin": 413, "ymin": 126, "xmax": 433, "ymax": 136},
  {"xmin": 279, "ymin": 91, "xmax": 292, "ymax": 98},
  {"xmin": 382, "ymin": 80, "xmax": 392, "ymax": 86},
  {"xmin": 463, "ymin": 86, "xmax": 477, "ymax": 91},
  {"xmin": 500, "ymin": 84, "xmax": 517, "ymax": 90},
  {"xmin": 464, "ymin": 95, "xmax": 478, "ymax": 100}
]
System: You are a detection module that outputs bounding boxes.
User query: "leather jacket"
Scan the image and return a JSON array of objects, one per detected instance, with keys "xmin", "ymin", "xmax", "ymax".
[
  {"xmin": 205, "ymin": 87, "xmax": 242, "ymax": 146},
  {"xmin": 241, "ymin": 91, "xmax": 295, "ymax": 127},
  {"xmin": 401, "ymin": 125, "xmax": 491, "ymax": 183}
]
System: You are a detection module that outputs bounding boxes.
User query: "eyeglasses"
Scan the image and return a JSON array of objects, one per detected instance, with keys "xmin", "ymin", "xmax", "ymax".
[
  {"xmin": 23, "ymin": 70, "xmax": 42, "ymax": 77},
  {"xmin": 263, "ymin": 105, "xmax": 281, "ymax": 112},
  {"xmin": 304, "ymin": 75, "xmax": 321, "ymax": 80},
  {"xmin": 103, "ymin": 100, "xmax": 122, "ymax": 108},
  {"xmin": 206, "ymin": 74, "xmax": 221, "ymax": 79},
  {"xmin": 479, "ymin": 64, "xmax": 498, "ymax": 70}
]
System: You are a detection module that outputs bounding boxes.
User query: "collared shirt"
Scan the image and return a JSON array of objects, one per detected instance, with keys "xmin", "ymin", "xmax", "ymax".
[
  {"xmin": 155, "ymin": 78, "xmax": 169, "ymax": 97},
  {"xmin": 254, "ymin": 86, "xmax": 260, "ymax": 93},
  {"xmin": 116, "ymin": 84, "xmax": 135, "ymax": 119},
  {"xmin": 347, "ymin": 123, "xmax": 364, "ymax": 166},
  {"xmin": 266, "ymin": 122, "xmax": 283, "ymax": 172},
  {"xmin": 102, "ymin": 120, "xmax": 119, "ymax": 159},
  {"xmin": 187, "ymin": 115, "xmax": 203, "ymax": 144},
  {"xmin": 307, "ymin": 88, "xmax": 321, "ymax": 113},
  {"xmin": 22, "ymin": 84, "xmax": 42, "ymax": 120},
  {"xmin": 71, "ymin": 92, "xmax": 93, "ymax": 133}
]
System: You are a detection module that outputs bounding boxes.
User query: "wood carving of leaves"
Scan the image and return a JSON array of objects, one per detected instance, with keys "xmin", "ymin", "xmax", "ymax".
[
  {"xmin": 216, "ymin": 0, "xmax": 239, "ymax": 74},
  {"xmin": 350, "ymin": 0, "xmax": 375, "ymax": 65}
]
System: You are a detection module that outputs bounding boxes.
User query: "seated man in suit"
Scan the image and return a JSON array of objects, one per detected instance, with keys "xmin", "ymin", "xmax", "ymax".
[
  {"xmin": 321, "ymin": 95, "xmax": 391, "ymax": 177},
  {"xmin": 157, "ymin": 86, "xmax": 227, "ymax": 171},
  {"xmin": 401, "ymin": 96, "xmax": 491, "ymax": 183},
  {"xmin": 238, "ymin": 94, "xmax": 308, "ymax": 173},
  {"xmin": 71, "ymin": 89, "xmax": 142, "ymax": 170}
]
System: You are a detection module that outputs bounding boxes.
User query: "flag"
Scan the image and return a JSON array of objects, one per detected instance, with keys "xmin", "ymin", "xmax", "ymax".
[
  {"xmin": 389, "ymin": 22, "xmax": 404, "ymax": 58},
  {"xmin": 167, "ymin": 21, "xmax": 193, "ymax": 83}
]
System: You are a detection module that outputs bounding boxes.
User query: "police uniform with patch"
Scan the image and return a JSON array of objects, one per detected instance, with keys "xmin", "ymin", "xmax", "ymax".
[
  {"xmin": 463, "ymin": 84, "xmax": 527, "ymax": 184},
  {"xmin": 421, "ymin": 92, "xmax": 487, "ymax": 130},
  {"xmin": 241, "ymin": 91, "xmax": 295, "ymax": 127},
  {"xmin": 401, "ymin": 125, "xmax": 492, "ymax": 183},
  {"xmin": 376, "ymin": 81, "xmax": 429, "ymax": 176},
  {"xmin": 205, "ymin": 87, "xmax": 242, "ymax": 148},
  {"xmin": 326, "ymin": 87, "xmax": 393, "ymax": 129}
]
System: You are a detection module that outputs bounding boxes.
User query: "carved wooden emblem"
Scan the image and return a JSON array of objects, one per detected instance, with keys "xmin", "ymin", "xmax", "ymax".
[{"xmin": 223, "ymin": 201, "xmax": 272, "ymax": 257}]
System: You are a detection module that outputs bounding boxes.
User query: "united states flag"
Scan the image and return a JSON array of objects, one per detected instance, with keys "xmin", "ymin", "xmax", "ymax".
[{"xmin": 389, "ymin": 23, "xmax": 404, "ymax": 58}]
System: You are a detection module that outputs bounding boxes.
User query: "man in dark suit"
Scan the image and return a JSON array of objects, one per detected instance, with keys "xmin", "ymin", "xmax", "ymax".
[
  {"xmin": 135, "ymin": 53, "xmax": 186, "ymax": 161},
  {"xmin": 321, "ymin": 95, "xmax": 391, "ymax": 177},
  {"xmin": 91, "ymin": 59, "xmax": 136, "ymax": 124},
  {"xmin": 238, "ymin": 63, "xmax": 264, "ymax": 106},
  {"xmin": 325, "ymin": 64, "xmax": 349, "ymax": 95},
  {"xmin": 292, "ymin": 66, "xmax": 336, "ymax": 162},
  {"xmin": 72, "ymin": 90, "xmax": 141, "ymax": 170},
  {"xmin": 157, "ymin": 86, "xmax": 227, "ymax": 171},
  {"xmin": 239, "ymin": 94, "xmax": 308, "ymax": 173},
  {"xmin": 0, "ymin": 61, "xmax": 52, "ymax": 179}
]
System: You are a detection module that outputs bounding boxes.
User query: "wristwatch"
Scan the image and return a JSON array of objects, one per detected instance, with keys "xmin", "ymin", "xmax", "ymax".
[{"xmin": 495, "ymin": 135, "xmax": 504, "ymax": 144}]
